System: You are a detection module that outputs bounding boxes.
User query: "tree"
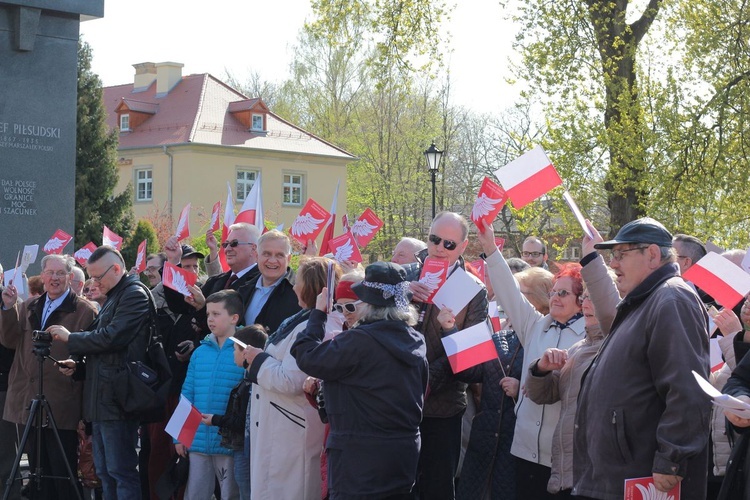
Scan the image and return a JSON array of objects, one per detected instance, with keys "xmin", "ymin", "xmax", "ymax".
[
  {"xmin": 75, "ymin": 40, "xmax": 134, "ymax": 246},
  {"xmin": 120, "ymin": 219, "xmax": 160, "ymax": 269}
]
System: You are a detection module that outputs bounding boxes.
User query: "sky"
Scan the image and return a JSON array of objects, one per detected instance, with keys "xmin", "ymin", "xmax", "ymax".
[{"xmin": 79, "ymin": 0, "xmax": 520, "ymax": 113}]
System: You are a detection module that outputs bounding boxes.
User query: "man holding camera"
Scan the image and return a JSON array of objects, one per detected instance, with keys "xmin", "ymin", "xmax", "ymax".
[
  {"xmin": 49, "ymin": 246, "xmax": 152, "ymax": 500},
  {"xmin": 0, "ymin": 254, "xmax": 97, "ymax": 500}
]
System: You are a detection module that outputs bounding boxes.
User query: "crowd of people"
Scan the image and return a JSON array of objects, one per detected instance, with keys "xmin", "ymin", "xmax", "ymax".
[{"xmin": 1, "ymin": 212, "xmax": 750, "ymax": 500}]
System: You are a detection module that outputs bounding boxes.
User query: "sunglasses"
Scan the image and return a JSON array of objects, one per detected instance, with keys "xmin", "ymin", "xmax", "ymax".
[
  {"xmin": 428, "ymin": 234, "xmax": 458, "ymax": 251},
  {"xmin": 548, "ymin": 289, "xmax": 575, "ymax": 299},
  {"xmin": 333, "ymin": 301, "xmax": 362, "ymax": 314},
  {"xmin": 221, "ymin": 240, "xmax": 256, "ymax": 249}
]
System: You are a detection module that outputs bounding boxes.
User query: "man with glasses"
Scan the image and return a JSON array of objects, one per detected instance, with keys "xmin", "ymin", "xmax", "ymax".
[
  {"xmin": 521, "ymin": 236, "xmax": 549, "ymax": 269},
  {"xmin": 143, "ymin": 253, "xmax": 167, "ymax": 288},
  {"xmin": 0, "ymin": 254, "xmax": 98, "ymax": 500},
  {"xmin": 403, "ymin": 211, "xmax": 488, "ymax": 500},
  {"xmin": 572, "ymin": 218, "xmax": 709, "ymax": 499},
  {"xmin": 49, "ymin": 246, "xmax": 152, "ymax": 500}
]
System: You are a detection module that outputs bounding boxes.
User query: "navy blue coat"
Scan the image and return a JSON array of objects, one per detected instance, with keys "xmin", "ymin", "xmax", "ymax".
[{"xmin": 292, "ymin": 309, "xmax": 428, "ymax": 499}]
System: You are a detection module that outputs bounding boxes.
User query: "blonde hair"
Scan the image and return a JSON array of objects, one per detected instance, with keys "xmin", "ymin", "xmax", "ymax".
[{"xmin": 515, "ymin": 266, "xmax": 554, "ymax": 315}]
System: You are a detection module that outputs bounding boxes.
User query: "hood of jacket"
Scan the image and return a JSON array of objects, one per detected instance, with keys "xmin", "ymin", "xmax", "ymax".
[{"xmin": 357, "ymin": 319, "xmax": 426, "ymax": 367}]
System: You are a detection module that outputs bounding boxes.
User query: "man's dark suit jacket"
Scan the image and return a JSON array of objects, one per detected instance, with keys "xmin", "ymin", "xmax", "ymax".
[{"xmin": 243, "ymin": 268, "xmax": 301, "ymax": 334}]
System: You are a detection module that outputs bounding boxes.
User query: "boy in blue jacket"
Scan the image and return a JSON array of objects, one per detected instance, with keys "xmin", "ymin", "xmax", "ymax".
[{"xmin": 175, "ymin": 290, "xmax": 246, "ymax": 500}]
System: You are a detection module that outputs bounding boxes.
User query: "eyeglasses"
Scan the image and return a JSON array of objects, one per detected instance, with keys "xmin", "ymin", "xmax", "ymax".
[
  {"xmin": 333, "ymin": 301, "xmax": 362, "ymax": 314},
  {"xmin": 609, "ymin": 246, "xmax": 648, "ymax": 262},
  {"xmin": 42, "ymin": 270, "xmax": 68, "ymax": 278},
  {"xmin": 522, "ymin": 251, "xmax": 544, "ymax": 258},
  {"xmin": 428, "ymin": 234, "xmax": 458, "ymax": 251},
  {"xmin": 221, "ymin": 240, "xmax": 256, "ymax": 249},
  {"xmin": 548, "ymin": 289, "xmax": 575, "ymax": 299},
  {"xmin": 91, "ymin": 264, "xmax": 114, "ymax": 282}
]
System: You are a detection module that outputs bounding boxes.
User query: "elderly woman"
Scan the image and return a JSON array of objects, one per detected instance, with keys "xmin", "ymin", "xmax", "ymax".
[
  {"xmin": 524, "ymin": 268, "xmax": 619, "ymax": 497},
  {"xmin": 292, "ymin": 261, "xmax": 429, "ymax": 499},
  {"xmin": 478, "ymin": 222, "xmax": 586, "ymax": 499},
  {"xmin": 242, "ymin": 257, "xmax": 340, "ymax": 500}
]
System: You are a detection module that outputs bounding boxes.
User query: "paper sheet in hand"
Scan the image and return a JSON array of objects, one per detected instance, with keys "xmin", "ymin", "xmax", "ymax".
[
  {"xmin": 562, "ymin": 191, "xmax": 593, "ymax": 239},
  {"xmin": 229, "ymin": 336, "xmax": 248, "ymax": 349},
  {"xmin": 23, "ymin": 245, "xmax": 38, "ymax": 266},
  {"xmin": 432, "ymin": 268, "xmax": 483, "ymax": 314},
  {"xmin": 3, "ymin": 269, "xmax": 26, "ymax": 297},
  {"xmin": 693, "ymin": 370, "xmax": 750, "ymax": 418}
]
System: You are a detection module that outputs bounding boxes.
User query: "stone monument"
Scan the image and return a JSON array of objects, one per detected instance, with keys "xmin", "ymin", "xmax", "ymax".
[{"xmin": 0, "ymin": 0, "xmax": 104, "ymax": 274}]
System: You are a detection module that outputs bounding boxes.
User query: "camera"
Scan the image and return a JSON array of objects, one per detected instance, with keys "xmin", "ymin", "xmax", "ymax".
[{"xmin": 32, "ymin": 330, "xmax": 53, "ymax": 343}]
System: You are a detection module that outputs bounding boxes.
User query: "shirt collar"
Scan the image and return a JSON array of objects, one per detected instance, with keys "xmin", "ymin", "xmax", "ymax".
[
  {"xmin": 256, "ymin": 274, "xmax": 284, "ymax": 290},
  {"xmin": 234, "ymin": 263, "xmax": 257, "ymax": 279}
]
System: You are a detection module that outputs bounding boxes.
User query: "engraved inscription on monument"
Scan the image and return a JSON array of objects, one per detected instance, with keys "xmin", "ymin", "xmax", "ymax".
[
  {"xmin": 2, "ymin": 179, "xmax": 38, "ymax": 216},
  {"xmin": 0, "ymin": 121, "xmax": 61, "ymax": 153}
]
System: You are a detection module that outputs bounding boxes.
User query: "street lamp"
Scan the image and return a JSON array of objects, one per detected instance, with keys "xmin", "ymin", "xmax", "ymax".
[{"xmin": 424, "ymin": 142, "xmax": 443, "ymax": 219}]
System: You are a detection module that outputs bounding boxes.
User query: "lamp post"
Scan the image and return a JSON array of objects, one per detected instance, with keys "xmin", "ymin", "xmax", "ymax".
[{"xmin": 424, "ymin": 142, "xmax": 443, "ymax": 220}]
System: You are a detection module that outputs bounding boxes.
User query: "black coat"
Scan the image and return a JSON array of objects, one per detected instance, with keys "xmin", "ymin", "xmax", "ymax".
[
  {"xmin": 68, "ymin": 274, "xmax": 152, "ymax": 421},
  {"xmin": 243, "ymin": 269, "xmax": 301, "ymax": 333},
  {"xmin": 292, "ymin": 309, "xmax": 428, "ymax": 499}
]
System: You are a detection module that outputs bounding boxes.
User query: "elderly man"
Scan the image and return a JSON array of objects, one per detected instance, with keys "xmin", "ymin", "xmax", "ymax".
[
  {"xmin": 572, "ymin": 218, "xmax": 710, "ymax": 499},
  {"xmin": 70, "ymin": 263, "xmax": 86, "ymax": 296},
  {"xmin": 143, "ymin": 253, "xmax": 166, "ymax": 288},
  {"xmin": 49, "ymin": 246, "xmax": 152, "ymax": 500},
  {"xmin": 1, "ymin": 254, "xmax": 98, "ymax": 499},
  {"xmin": 392, "ymin": 237, "xmax": 427, "ymax": 265},
  {"xmin": 403, "ymin": 211, "xmax": 488, "ymax": 500},
  {"xmin": 521, "ymin": 236, "xmax": 549, "ymax": 269}
]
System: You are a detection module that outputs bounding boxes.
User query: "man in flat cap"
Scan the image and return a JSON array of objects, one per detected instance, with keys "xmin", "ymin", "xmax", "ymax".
[{"xmin": 571, "ymin": 218, "xmax": 710, "ymax": 500}]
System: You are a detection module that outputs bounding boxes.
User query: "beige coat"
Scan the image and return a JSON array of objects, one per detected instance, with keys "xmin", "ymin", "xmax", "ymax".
[{"xmin": 710, "ymin": 332, "xmax": 738, "ymax": 476}]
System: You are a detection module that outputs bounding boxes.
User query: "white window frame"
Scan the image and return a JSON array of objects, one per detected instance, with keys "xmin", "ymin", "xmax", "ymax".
[
  {"xmin": 236, "ymin": 169, "xmax": 258, "ymax": 202},
  {"xmin": 251, "ymin": 113, "xmax": 264, "ymax": 131},
  {"xmin": 135, "ymin": 168, "xmax": 152, "ymax": 202},
  {"xmin": 120, "ymin": 113, "xmax": 130, "ymax": 131},
  {"xmin": 282, "ymin": 173, "xmax": 304, "ymax": 206}
]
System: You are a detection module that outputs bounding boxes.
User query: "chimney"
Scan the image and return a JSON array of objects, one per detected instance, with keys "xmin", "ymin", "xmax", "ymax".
[
  {"xmin": 132, "ymin": 62, "xmax": 157, "ymax": 92},
  {"xmin": 155, "ymin": 62, "xmax": 184, "ymax": 96}
]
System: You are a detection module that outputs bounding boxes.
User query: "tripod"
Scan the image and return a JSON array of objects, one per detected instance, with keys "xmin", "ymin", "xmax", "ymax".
[{"xmin": 3, "ymin": 340, "xmax": 83, "ymax": 500}]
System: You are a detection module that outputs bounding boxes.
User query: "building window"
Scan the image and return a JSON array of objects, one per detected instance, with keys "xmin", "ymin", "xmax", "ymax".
[
  {"xmin": 562, "ymin": 246, "xmax": 581, "ymax": 260},
  {"xmin": 251, "ymin": 114, "xmax": 263, "ymax": 131},
  {"xmin": 136, "ymin": 169, "xmax": 152, "ymax": 201},
  {"xmin": 283, "ymin": 173, "xmax": 304, "ymax": 206},
  {"xmin": 236, "ymin": 169, "xmax": 258, "ymax": 202},
  {"xmin": 120, "ymin": 114, "xmax": 130, "ymax": 131}
]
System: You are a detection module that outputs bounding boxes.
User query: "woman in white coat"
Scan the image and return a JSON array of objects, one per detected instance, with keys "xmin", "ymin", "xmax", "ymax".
[{"xmin": 243, "ymin": 257, "xmax": 341, "ymax": 500}]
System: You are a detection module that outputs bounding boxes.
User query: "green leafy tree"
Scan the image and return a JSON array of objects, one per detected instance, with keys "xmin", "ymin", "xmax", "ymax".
[
  {"xmin": 120, "ymin": 219, "xmax": 160, "ymax": 269},
  {"xmin": 75, "ymin": 40, "xmax": 134, "ymax": 246}
]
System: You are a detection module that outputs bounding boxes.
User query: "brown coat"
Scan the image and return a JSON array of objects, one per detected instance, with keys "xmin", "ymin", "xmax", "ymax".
[{"xmin": 0, "ymin": 291, "xmax": 97, "ymax": 430}]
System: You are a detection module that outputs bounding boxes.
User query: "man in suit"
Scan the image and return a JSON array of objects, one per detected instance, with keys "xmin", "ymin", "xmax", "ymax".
[{"xmin": 163, "ymin": 222, "xmax": 261, "ymax": 334}]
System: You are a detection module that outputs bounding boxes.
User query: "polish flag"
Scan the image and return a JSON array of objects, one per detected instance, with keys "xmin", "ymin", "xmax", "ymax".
[
  {"xmin": 208, "ymin": 201, "xmax": 221, "ymax": 232},
  {"xmin": 442, "ymin": 322, "xmax": 498, "ymax": 373},
  {"xmin": 174, "ymin": 203, "xmax": 191, "ymax": 241},
  {"xmin": 43, "ymin": 229, "xmax": 73, "ymax": 255},
  {"xmin": 683, "ymin": 252, "xmax": 750, "ymax": 309},
  {"xmin": 165, "ymin": 395, "xmax": 202, "ymax": 448},
  {"xmin": 352, "ymin": 208, "xmax": 384, "ymax": 248},
  {"xmin": 102, "ymin": 226, "xmax": 123, "ymax": 250},
  {"xmin": 493, "ymin": 146, "xmax": 563, "ymax": 208},
  {"xmin": 488, "ymin": 301, "xmax": 502, "ymax": 333},
  {"xmin": 219, "ymin": 182, "xmax": 235, "ymax": 272},
  {"xmin": 290, "ymin": 198, "xmax": 330, "ymax": 245},
  {"xmin": 319, "ymin": 180, "xmax": 340, "ymax": 256},
  {"xmin": 342, "ymin": 214, "xmax": 351, "ymax": 233},
  {"xmin": 235, "ymin": 173, "xmax": 264, "ymax": 232},
  {"xmin": 471, "ymin": 177, "xmax": 508, "ymax": 230},
  {"xmin": 74, "ymin": 242, "xmax": 98, "ymax": 267},
  {"xmin": 135, "ymin": 239, "xmax": 148, "ymax": 274},
  {"xmin": 162, "ymin": 262, "xmax": 198, "ymax": 297}
]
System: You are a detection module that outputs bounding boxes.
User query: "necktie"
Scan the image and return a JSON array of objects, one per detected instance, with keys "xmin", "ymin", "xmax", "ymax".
[{"xmin": 224, "ymin": 274, "xmax": 238, "ymax": 290}]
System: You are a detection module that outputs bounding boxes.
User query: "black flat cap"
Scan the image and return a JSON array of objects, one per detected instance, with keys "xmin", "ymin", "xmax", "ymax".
[{"xmin": 594, "ymin": 217, "xmax": 673, "ymax": 249}]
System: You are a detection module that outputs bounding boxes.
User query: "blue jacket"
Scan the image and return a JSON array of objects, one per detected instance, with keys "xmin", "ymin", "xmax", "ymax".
[{"xmin": 180, "ymin": 334, "xmax": 245, "ymax": 455}]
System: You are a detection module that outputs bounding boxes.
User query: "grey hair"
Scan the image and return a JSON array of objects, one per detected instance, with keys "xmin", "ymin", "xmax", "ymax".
[
  {"xmin": 41, "ymin": 254, "xmax": 73, "ymax": 272},
  {"xmin": 673, "ymin": 234, "xmax": 707, "ymax": 263},
  {"xmin": 659, "ymin": 246, "xmax": 676, "ymax": 264},
  {"xmin": 71, "ymin": 265, "xmax": 86, "ymax": 282},
  {"xmin": 229, "ymin": 222, "xmax": 261, "ymax": 244},
  {"xmin": 258, "ymin": 229, "xmax": 291, "ymax": 254},
  {"xmin": 506, "ymin": 257, "xmax": 530, "ymax": 274},
  {"xmin": 355, "ymin": 302, "xmax": 419, "ymax": 327}
]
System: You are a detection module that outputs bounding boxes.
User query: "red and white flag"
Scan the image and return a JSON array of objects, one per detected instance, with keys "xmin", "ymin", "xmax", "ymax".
[
  {"xmin": 208, "ymin": 201, "xmax": 221, "ymax": 233},
  {"xmin": 352, "ymin": 208, "xmax": 384, "ymax": 248},
  {"xmin": 493, "ymin": 146, "xmax": 563, "ymax": 208},
  {"xmin": 470, "ymin": 259, "xmax": 486, "ymax": 284},
  {"xmin": 419, "ymin": 258, "xmax": 449, "ymax": 304},
  {"xmin": 290, "ymin": 198, "xmax": 330, "ymax": 244},
  {"xmin": 74, "ymin": 242, "xmax": 98, "ymax": 267},
  {"xmin": 328, "ymin": 232, "xmax": 363, "ymax": 264},
  {"xmin": 342, "ymin": 214, "xmax": 351, "ymax": 233},
  {"xmin": 471, "ymin": 177, "xmax": 508, "ymax": 230},
  {"xmin": 319, "ymin": 180, "xmax": 340, "ymax": 256},
  {"xmin": 442, "ymin": 322, "xmax": 498, "ymax": 373},
  {"xmin": 235, "ymin": 173, "xmax": 264, "ymax": 232},
  {"xmin": 102, "ymin": 226, "xmax": 123, "ymax": 250},
  {"xmin": 219, "ymin": 182, "xmax": 236, "ymax": 272},
  {"xmin": 488, "ymin": 301, "xmax": 502, "ymax": 332},
  {"xmin": 165, "ymin": 395, "xmax": 202, "ymax": 448},
  {"xmin": 683, "ymin": 252, "xmax": 750, "ymax": 309},
  {"xmin": 135, "ymin": 239, "xmax": 148, "ymax": 274},
  {"xmin": 43, "ymin": 229, "xmax": 72, "ymax": 255},
  {"xmin": 174, "ymin": 203, "xmax": 191, "ymax": 241},
  {"xmin": 162, "ymin": 262, "xmax": 198, "ymax": 297}
]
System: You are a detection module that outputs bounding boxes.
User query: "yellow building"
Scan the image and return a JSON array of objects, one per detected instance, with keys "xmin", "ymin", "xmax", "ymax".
[{"xmin": 103, "ymin": 62, "xmax": 353, "ymax": 239}]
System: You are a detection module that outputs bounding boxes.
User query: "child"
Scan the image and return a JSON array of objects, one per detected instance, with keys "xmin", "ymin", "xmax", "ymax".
[
  {"xmin": 175, "ymin": 290, "xmax": 246, "ymax": 500},
  {"xmin": 201, "ymin": 324, "xmax": 268, "ymax": 500}
]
